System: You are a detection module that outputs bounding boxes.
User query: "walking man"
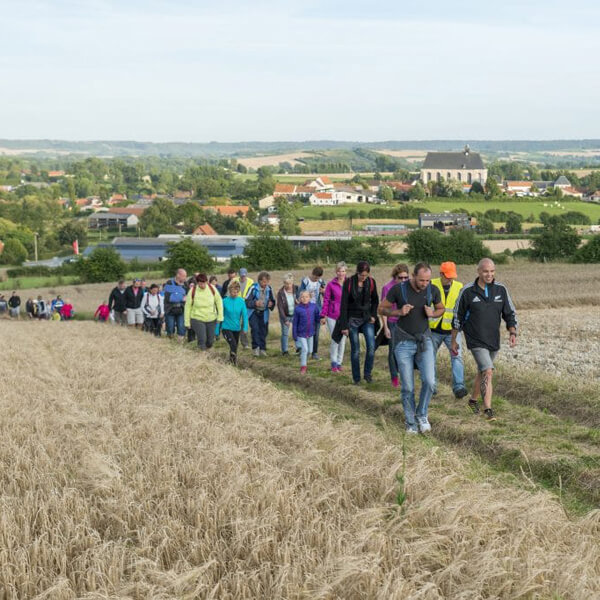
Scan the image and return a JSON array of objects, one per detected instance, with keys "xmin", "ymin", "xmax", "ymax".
[
  {"xmin": 163, "ymin": 268, "xmax": 188, "ymax": 342},
  {"xmin": 125, "ymin": 278, "xmax": 145, "ymax": 328},
  {"xmin": 8, "ymin": 291, "xmax": 21, "ymax": 319},
  {"xmin": 429, "ymin": 262, "xmax": 468, "ymax": 399},
  {"xmin": 451, "ymin": 258, "xmax": 518, "ymax": 421},
  {"xmin": 378, "ymin": 262, "xmax": 445, "ymax": 434},
  {"xmin": 246, "ymin": 271, "xmax": 276, "ymax": 356},
  {"xmin": 108, "ymin": 280, "xmax": 128, "ymax": 326}
]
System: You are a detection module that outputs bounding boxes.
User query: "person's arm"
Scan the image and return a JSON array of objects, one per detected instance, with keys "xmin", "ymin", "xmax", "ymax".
[
  {"xmin": 141, "ymin": 293, "xmax": 150, "ymax": 317},
  {"xmin": 107, "ymin": 290, "xmax": 114, "ymax": 311},
  {"xmin": 369, "ymin": 279, "xmax": 379, "ymax": 322},
  {"xmin": 184, "ymin": 292, "xmax": 192, "ymax": 329},
  {"xmin": 159, "ymin": 295, "xmax": 165, "ymax": 317},
  {"xmin": 339, "ymin": 280, "xmax": 350, "ymax": 334},
  {"xmin": 276, "ymin": 289, "xmax": 285, "ymax": 317},
  {"xmin": 215, "ymin": 292, "xmax": 224, "ymax": 322},
  {"xmin": 320, "ymin": 282, "xmax": 331, "ymax": 323},
  {"xmin": 94, "ymin": 306, "xmax": 100, "ymax": 318},
  {"xmin": 268, "ymin": 289, "xmax": 276, "ymax": 311},
  {"xmin": 451, "ymin": 287, "xmax": 468, "ymax": 353},
  {"xmin": 292, "ymin": 309, "xmax": 300, "ymax": 341},
  {"xmin": 424, "ymin": 288, "xmax": 444, "ymax": 319},
  {"xmin": 501, "ymin": 286, "xmax": 518, "ymax": 347},
  {"xmin": 245, "ymin": 286, "xmax": 257, "ymax": 309},
  {"xmin": 378, "ymin": 286, "xmax": 411, "ymax": 318},
  {"xmin": 241, "ymin": 300, "xmax": 249, "ymax": 332}
]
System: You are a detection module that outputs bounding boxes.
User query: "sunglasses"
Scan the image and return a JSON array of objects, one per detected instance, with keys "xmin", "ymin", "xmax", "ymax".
[{"xmin": 397, "ymin": 275, "xmax": 409, "ymax": 281}]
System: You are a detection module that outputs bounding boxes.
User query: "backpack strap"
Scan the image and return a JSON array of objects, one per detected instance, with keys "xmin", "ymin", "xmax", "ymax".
[
  {"xmin": 400, "ymin": 281, "xmax": 408, "ymax": 306},
  {"xmin": 426, "ymin": 283, "xmax": 432, "ymax": 306}
]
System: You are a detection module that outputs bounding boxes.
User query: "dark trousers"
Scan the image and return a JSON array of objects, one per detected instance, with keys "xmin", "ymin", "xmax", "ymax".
[
  {"xmin": 223, "ymin": 329, "xmax": 241, "ymax": 362},
  {"xmin": 190, "ymin": 319, "xmax": 216, "ymax": 350},
  {"xmin": 146, "ymin": 317, "xmax": 162, "ymax": 337},
  {"xmin": 249, "ymin": 312, "xmax": 267, "ymax": 350}
]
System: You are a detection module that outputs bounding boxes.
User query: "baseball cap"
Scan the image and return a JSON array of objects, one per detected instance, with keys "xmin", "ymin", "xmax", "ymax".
[
  {"xmin": 440, "ymin": 262, "xmax": 457, "ymax": 278},
  {"xmin": 239, "ymin": 268, "xmax": 248, "ymax": 276}
]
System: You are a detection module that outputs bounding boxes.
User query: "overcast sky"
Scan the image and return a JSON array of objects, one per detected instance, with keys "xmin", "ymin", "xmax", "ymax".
[{"xmin": 1, "ymin": 0, "xmax": 599, "ymax": 142}]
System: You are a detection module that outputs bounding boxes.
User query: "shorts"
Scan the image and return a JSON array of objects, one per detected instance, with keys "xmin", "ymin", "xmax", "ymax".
[
  {"xmin": 127, "ymin": 307, "xmax": 144, "ymax": 325},
  {"xmin": 470, "ymin": 347, "xmax": 498, "ymax": 372}
]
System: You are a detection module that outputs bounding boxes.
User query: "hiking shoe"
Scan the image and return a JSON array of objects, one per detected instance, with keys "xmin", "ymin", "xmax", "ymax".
[
  {"xmin": 454, "ymin": 387, "xmax": 469, "ymax": 399},
  {"xmin": 300, "ymin": 366, "xmax": 307, "ymax": 374},
  {"xmin": 259, "ymin": 349, "xmax": 267, "ymax": 357},
  {"xmin": 468, "ymin": 399, "xmax": 480, "ymax": 414},
  {"xmin": 405, "ymin": 427, "xmax": 418, "ymax": 435},
  {"xmin": 282, "ymin": 351, "xmax": 289, "ymax": 356},
  {"xmin": 417, "ymin": 417, "xmax": 431, "ymax": 433},
  {"xmin": 312, "ymin": 353, "xmax": 321, "ymax": 361},
  {"xmin": 364, "ymin": 375, "xmax": 373, "ymax": 384},
  {"xmin": 391, "ymin": 376, "xmax": 399, "ymax": 388},
  {"xmin": 353, "ymin": 380, "xmax": 361, "ymax": 386},
  {"xmin": 484, "ymin": 408, "xmax": 497, "ymax": 421},
  {"xmin": 253, "ymin": 348, "xmax": 260, "ymax": 357},
  {"xmin": 229, "ymin": 353, "xmax": 237, "ymax": 366}
]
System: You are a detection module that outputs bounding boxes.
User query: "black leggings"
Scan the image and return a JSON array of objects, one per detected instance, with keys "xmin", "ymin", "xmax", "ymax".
[{"xmin": 222, "ymin": 329, "xmax": 240, "ymax": 357}]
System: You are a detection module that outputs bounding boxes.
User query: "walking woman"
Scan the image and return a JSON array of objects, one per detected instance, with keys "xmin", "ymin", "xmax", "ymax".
[
  {"xmin": 320, "ymin": 261, "xmax": 347, "ymax": 373},
  {"xmin": 246, "ymin": 271, "xmax": 276, "ymax": 356},
  {"xmin": 293, "ymin": 291, "xmax": 321, "ymax": 374},
  {"xmin": 184, "ymin": 273, "xmax": 224, "ymax": 350},
  {"xmin": 276, "ymin": 273, "xmax": 298, "ymax": 356},
  {"xmin": 380, "ymin": 263, "xmax": 410, "ymax": 388},
  {"xmin": 334, "ymin": 261, "xmax": 379, "ymax": 385},
  {"xmin": 221, "ymin": 280, "xmax": 248, "ymax": 365}
]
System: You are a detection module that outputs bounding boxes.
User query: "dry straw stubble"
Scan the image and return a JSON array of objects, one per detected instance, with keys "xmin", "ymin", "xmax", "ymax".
[{"xmin": 0, "ymin": 321, "xmax": 598, "ymax": 598}]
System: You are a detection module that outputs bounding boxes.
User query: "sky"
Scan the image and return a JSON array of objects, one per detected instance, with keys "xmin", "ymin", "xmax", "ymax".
[{"xmin": 1, "ymin": 0, "xmax": 599, "ymax": 142}]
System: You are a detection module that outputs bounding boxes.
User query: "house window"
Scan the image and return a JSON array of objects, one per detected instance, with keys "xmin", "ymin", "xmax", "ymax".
[
  {"xmin": 436, "ymin": 172, "xmax": 441, "ymax": 182},
  {"xmin": 457, "ymin": 173, "xmax": 462, "ymax": 182},
  {"xmin": 467, "ymin": 172, "xmax": 472, "ymax": 184},
  {"xmin": 447, "ymin": 172, "xmax": 451, "ymax": 180},
  {"xmin": 427, "ymin": 172, "xmax": 431, "ymax": 182}
]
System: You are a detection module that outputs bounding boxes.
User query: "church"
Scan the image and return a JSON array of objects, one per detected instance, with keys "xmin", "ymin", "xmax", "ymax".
[{"xmin": 420, "ymin": 145, "xmax": 487, "ymax": 185}]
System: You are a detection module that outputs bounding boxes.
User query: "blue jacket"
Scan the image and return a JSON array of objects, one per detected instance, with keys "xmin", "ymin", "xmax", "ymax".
[
  {"xmin": 245, "ymin": 283, "xmax": 276, "ymax": 323},
  {"xmin": 222, "ymin": 296, "xmax": 249, "ymax": 332},
  {"xmin": 292, "ymin": 302, "xmax": 320, "ymax": 340}
]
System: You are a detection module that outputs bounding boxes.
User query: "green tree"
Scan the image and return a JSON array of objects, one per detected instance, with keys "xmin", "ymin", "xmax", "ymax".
[
  {"xmin": 476, "ymin": 218, "xmax": 494, "ymax": 234},
  {"xmin": 57, "ymin": 221, "xmax": 88, "ymax": 248},
  {"xmin": 532, "ymin": 217, "xmax": 581, "ymax": 261},
  {"xmin": 573, "ymin": 236, "xmax": 600, "ymax": 263},
  {"xmin": 244, "ymin": 234, "xmax": 297, "ymax": 270},
  {"xmin": 163, "ymin": 238, "xmax": 214, "ymax": 276},
  {"xmin": 409, "ymin": 183, "xmax": 426, "ymax": 200},
  {"xmin": 505, "ymin": 213, "xmax": 523, "ymax": 234},
  {"xmin": 485, "ymin": 177, "xmax": 501, "ymax": 199},
  {"xmin": 379, "ymin": 185, "xmax": 394, "ymax": 203},
  {"xmin": 76, "ymin": 247, "xmax": 126, "ymax": 282},
  {"xmin": 0, "ymin": 238, "xmax": 28, "ymax": 265},
  {"xmin": 470, "ymin": 181, "xmax": 484, "ymax": 194},
  {"xmin": 275, "ymin": 199, "xmax": 300, "ymax": 235},
  {"xmin": 405, "ymin": 229, "xmax": 446, "ymax": 264}
]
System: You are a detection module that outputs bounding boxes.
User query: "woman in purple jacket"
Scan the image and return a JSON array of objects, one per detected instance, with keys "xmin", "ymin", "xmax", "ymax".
[
  {"xmin": 320, "ymin": 261, "xmax": 347, "ymax": 372},
  {"xmin": 293, "ymin": 291, "xmax": 321, "ymax": 374},
  {"xmin": 380, "ymin": 263, "xmax": 410, "ymax": 388}
]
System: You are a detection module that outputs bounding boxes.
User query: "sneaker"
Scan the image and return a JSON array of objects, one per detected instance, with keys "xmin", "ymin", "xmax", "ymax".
[
  {"xmin": 353, "ymin": 380, "xmax": 360, "ymax": 386},
  {"xmin": 312, "ymin": 353, "xmax": 321, "ymax": 361},
  {"xmin": 364, "ymin": 375, "xmax": 373, "ymax": 384},
  {"xmin": 295, "ymin": 347, "xmax": 301, "ymax": 354},
  {"xmin": 405, "ymin": 427, "xmax": 418, "ymax": 435},
  {"xmin": 417, "ymin": 417, "xmax": 431, "ymax": 433},
  {"xmin": 331, "ymin": 365, "xmax": 338, "ymax": 373},
  {"xmin": 454, "ymin": 387, "xmax": 469, "ymax": 399},
  {"xmin": 229, "ymin": 353, "xmax": 237, "ymax": 366},
  {"xmin": 259, "ymin": 349, "xmax": 267, "ymax": 357},
  {"xmin": 253, "ymin": 348, "xmax": 260, "ymax": 357},
  {"xmin": 468, "ymin": 399, "xmax": 480, "ymax": 414},
  {"xmin": 484, "ymin": 408, "xmax": 496, "ymax": 421},
  {"xmin": 391, "ymin": 376, "xmax": 399, "ymax": 388},
  {"xmin": 282, "ymin": 351, "xmax": 289, "ymax": 356},
  {"xmin": 300, "ymin": 366, "xmax": 307, "ymax": 374},
  {"xmin": 336, "ymin": 364, "xmax": 343, "ymax": 371}
]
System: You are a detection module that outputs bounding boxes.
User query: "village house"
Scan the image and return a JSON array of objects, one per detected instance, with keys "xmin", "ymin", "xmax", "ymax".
[
  {"xmin": 192, "ymin": 223, "xmax": 218, "ymax": 236},
  {"xmin": 201, "ymin": 205, "xmax": 250, "ymax": 218},
  {"xmin": 88, "ymin": 212, "xmax": 139, "ymax": 229},
  {"xmin": 421, "ymin": 145, "xmax": 487, "ymax": 185}
]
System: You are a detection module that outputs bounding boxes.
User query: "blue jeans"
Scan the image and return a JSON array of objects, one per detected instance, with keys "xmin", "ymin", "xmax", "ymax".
[
  {"xmin": 165, "ymin": 312, "xmax": 185, "ymax": 337},
  {"xmin": 394, "ymin": 338, "xmax": 436, "ymax": 430},
  {"xmin": 297, "ymin": 337, "xmax": 314, "ymax": 367},
  {"xmin": 250, "ymin": 311, "xmax": 268, "ymax": 350},
  {"xmin": 388, "ymin": 342, "xmax": 398, "ymax": 379},
  {"xmin": 348, "ymin": 321, "xmax": 375, "ymax": 383},
  {"xmin": 280, "ymin": 317, "xmax": 291, "ymax": 353},
  {"xmin": 431, "ymin": 331, "xmax": 465, "ymax": 393}
]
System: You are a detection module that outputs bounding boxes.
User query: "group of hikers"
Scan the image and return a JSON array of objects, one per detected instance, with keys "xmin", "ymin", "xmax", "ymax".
[
  {"xmin": 0, "ymin": 292, "xmax": 75, "ymax": 320},
  {"xmin": 101, "ymin": 257, "xmax": 518, "ymax": 432}
]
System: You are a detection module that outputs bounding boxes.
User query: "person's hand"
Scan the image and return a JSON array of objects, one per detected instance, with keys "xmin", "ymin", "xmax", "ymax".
[
  {"xmin": 384, "ymin": 326, "xmax": 391, "ymax": 339},
  {"xmin": 256, "ymin": 300, "xmax": 264, "ymax": 308},
  {"xmin": 399, "ymin": 304, "xmax": 413, "ymax": 316},
  {"xmin": 509, "ymin": 332, "xmax": 517, "ymax": 348},
  {"xmin": 341, "ymin": 329, "xmax": 349, "ymax": 336},
  {"xmin": 320, "ymin": 317, "xmax": 326, "ymax": 326},
  {"xmin": 424, "ymin": 305, "xmax": 434, "ymax": 318},
  {"xmin": 451, "ymin": 339, "xmax": 459, "ymax": 355},
  {"xmin": 369, "ymin": 316, "xmax": 376, "ymax": 323}
]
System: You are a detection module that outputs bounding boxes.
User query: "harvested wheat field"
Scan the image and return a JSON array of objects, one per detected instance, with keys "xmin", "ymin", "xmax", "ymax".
[{"xmin": 0, "ymin": 321, "xmax": 599, "ymax": 599}]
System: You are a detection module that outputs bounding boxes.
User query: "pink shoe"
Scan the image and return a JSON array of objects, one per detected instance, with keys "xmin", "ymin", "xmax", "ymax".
[
  {"xmin": 331, "ymin": 366, "xmax": 338, "ymax": 373},
  {"xmin": 391, "ymin": 376, "xmax": 399, "ymax": 388},
  {"xmin": 300, "ymin": 366, "xmax": 307, "ymax": 374}
]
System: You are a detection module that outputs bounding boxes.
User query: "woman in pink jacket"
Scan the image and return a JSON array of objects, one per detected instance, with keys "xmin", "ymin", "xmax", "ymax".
[{"xmin": 320, "ymin": 261, "xmax": 347, "ymax": 372}]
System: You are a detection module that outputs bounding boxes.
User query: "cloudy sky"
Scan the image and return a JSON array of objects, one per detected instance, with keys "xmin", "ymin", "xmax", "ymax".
[{"xmin": 1, "ymin": 0, "xmax": 599, "ymax": 141}]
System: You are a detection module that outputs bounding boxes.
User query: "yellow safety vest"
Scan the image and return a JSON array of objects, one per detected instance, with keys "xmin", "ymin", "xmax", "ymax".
[
  {"xmin": 233, "ymin": 276, "xmax": 254, "ymax": 299},
  {"xmin": 429, "ymin": 278, "xmax": 463, "ymax": 331}
]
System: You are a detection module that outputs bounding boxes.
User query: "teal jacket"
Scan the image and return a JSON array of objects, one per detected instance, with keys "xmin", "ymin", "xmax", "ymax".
[{"xmin": 221, "ymin": 296, "xmax": 249, "ymax": 332}]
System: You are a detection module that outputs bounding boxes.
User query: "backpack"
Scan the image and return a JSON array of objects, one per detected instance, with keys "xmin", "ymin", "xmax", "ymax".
[
  {"xmin": 144, "ymin": 293, "xmax": 162, "ymax": 317},
  {"xmin": 191, "ymin": 284, "xmax": 218, "ymax": 313},
  {"xmin": 346, "ymin": 276, "xmax": 375, "ymax": 296},
  {"xmin": 166, "ymin": 279, "xmax": 186, "ymax": 304},
  {"xmin": 398, "ymin": 280, "xmax": 432, "ymax": 307}
]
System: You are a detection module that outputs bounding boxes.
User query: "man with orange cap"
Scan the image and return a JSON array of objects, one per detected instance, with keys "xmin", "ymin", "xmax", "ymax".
[{"xmin": 429, "ymin": 261, "xmax": 468, "ymax": 399}]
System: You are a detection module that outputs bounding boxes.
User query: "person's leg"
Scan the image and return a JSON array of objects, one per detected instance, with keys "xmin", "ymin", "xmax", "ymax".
[
  {"xmin": 205, "ymin": 320, "xmax": 216, "ymax": 349},
  {"xmin": 312, "ymin": 319, "xmax": 320, "ymax": 357},
  {"xmin": 481, "ymin": 368, "xmax": 494, "ymax": 410},
  {"xmin": 127, "ymin": 310, "xmax": 136, "ymax": 327},
  {"xmin": 165, "ymin": 313, "xmax": 174, "ymax": 336},
  {"xmin": 326, "ymin": 317, "xmax": 338, "ymax": 368},
  {"xmin": 249, "ymin": 313, "xmax": 260, "ymax": 350},
  {"xmin": 337, "ymin": 326, "xmax": 347, "ymax": 369},
  {"xmin": 415, "ymin": 338, "xmax": 436, "ymax": 428},
  {"xmin": 280, "ymin": 318, "xmax": 289, "ymax": 353},
  {"xmin": 394, "ymin": 340, "xmax": 418, "ymax": 431},
  {"xmin": 442, "ymin": 333, "xmax": 466, "ymax": 396},
  {"xmin": 240, "ymin": 330, "xmax": 248, "ymax": 349},
  {"xmin": 388, "ymin": 342, "xmax": 399, "ymax": 384},
  {"xmin": 258, "ymin": 317, "xmax": 268, "ymax": 351},
  {"xmin": 361, "ymin": 322, "xmax": 375, "ymax": 381},
  {"xmin": 299, "ymin": 338, "xmax": 309, "ymax": 368},
  {"xmin": 192, "ymin": 319, "xmax": 208, "ymax": 350},
  {"xmin": 348, "ymin": 326, "xmax": 361, "ymax": 383}
]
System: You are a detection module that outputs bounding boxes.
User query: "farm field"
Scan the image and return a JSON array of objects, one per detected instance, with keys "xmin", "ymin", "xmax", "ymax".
[
  {"xmin": 299, "ymin": 200, "xmax": 600, "ymax": 221},
  {"xmin": 10, "ymin": 262, "xmax": 600, "ymax": 316},
  {"xmin": 1, "ymin": 321, "xmax": 599, "ymax": 598},
  {"xmin": 236, "ymin": 151, "xmax": 317, "ymax": 169}
]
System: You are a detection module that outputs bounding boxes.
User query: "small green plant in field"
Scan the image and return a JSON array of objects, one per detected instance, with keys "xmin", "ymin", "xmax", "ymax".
[{"xmin": 395, "ymin": 433, "xmax": 408, "ymax": 510}]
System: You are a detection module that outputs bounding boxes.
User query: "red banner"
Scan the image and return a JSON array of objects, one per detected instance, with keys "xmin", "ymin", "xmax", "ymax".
[{"xmin": 73, "ymin": 239, "xmax": 79, "ymax": 255}]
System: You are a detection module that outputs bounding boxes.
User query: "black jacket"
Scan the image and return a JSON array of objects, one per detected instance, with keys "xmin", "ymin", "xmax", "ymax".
[
  {"xmin": 453, "ymin": 279, "xmax": 517, "ymax": 352},
  {"xmin": 333, "ymin": 274, "xmax": 379, "ymax": 342},
  {"xmin": 108, "ymin": 287, "xmax": 127, "ymax": 312},
  {"xmin": 8, "ymin": 295, "xmax": 21, "ymax": 308},
  {"xmin": 124, "ymin": 286, "xmax": 144, "ymax": 309}
]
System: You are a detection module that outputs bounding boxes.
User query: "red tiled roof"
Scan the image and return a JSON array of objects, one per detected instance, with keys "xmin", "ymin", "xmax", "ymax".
[
  {"xmin": 274, "ymin": 183, "xmax": 296, "ymax": 194},
  {"xmin": 319, "ymin": 176, "xmax": 332, "ymax": 185},
  {"xmin": 505, "ymin": 181, "xmax": 532, "ymax": 188},
  {"xmin": 193, "ymin": 223, "xmax": 218, "ymax": 235},
  {"xmin": 202, "ymin": 205, "xmax": 250, "ymax": 217},
  {"xmin": 314, "ymin": 193, "xmax": 332, "ymax": 199},
  {"xmin": 75, "ymin": 198, "xmax": 89, "ymax": 206},
  {"xmin": 47, "ymin": 170, "xmax": 65, "ymax": 178},
  {"xmin": 296, "ymin": 185, "xmax": 313, "ymax": 193}
]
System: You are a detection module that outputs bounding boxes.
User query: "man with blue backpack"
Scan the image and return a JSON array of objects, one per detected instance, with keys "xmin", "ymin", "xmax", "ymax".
[
  {"xmin": 163, "ymin": 268, "xmax": 188, "ymax": 342},
  {"xmin": 378, "ymin": 262, "xmax": 445, "ymax": 434}
]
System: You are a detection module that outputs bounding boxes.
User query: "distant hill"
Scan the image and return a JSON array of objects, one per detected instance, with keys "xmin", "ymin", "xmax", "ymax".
[{"xmin": 1, "ymin": 138, "xmax": 600, "ymax": 158}]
